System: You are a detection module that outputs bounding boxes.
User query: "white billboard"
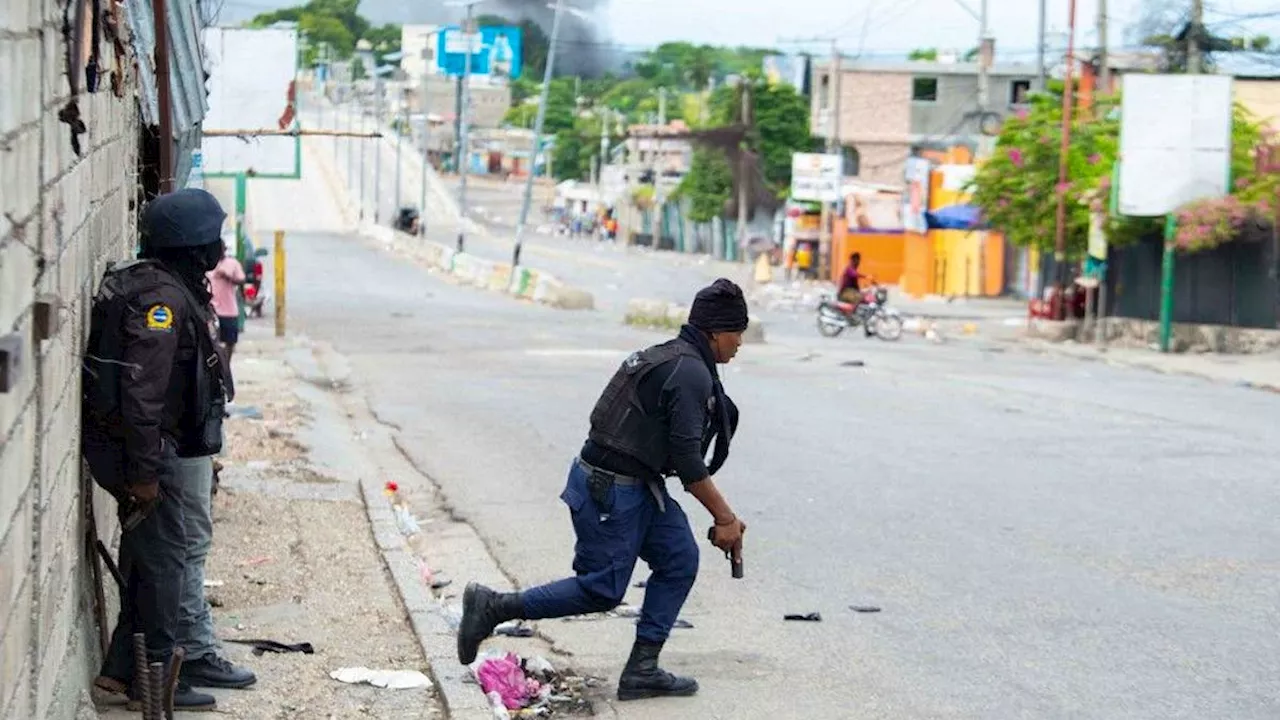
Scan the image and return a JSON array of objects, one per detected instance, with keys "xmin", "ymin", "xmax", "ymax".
[
  {"xmin": 1117, "ymin": 74, "xmax": 1233, "ymax": 217},
  {"xmin": 791, "ymin": 153, "xmax": 842, "ymax": 202},
  {"xmin": 202, "ymin": 27, "xmax": 300, "ymax": 177}
]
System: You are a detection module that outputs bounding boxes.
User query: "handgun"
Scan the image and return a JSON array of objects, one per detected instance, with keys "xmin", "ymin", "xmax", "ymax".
[{"xmin": 706, "ymin": 527, "xmax": 744, "ymax": 579}]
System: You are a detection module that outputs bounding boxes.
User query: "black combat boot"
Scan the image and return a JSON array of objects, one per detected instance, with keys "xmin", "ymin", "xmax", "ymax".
[
  {"xmin": 617, "ymin": 639, "xmax": 699, "ymax": 701},
  {"xmin": 457, "ymin": 583, "xmax": 525, "ymax": 664}
]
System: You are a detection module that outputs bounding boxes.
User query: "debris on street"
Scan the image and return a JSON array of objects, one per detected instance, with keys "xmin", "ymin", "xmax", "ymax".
[
  {"xmin": 470, "ymin": 651, "xmax": 598, "ymax": 718},
  {"xmin": 783, "ymin": 612, "xmax": 823, "ymax": 622},
  {"xmin": 849, "ymin": 605, "xmax": 882, "ymax": 614},
  {"xmin": 329, "ymin": 667, "xmax": 434, "ymax": 690}
]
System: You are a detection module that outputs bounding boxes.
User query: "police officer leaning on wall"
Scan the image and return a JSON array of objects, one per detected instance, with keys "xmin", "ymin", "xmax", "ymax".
[
  {"xmin": 83, "ymin": 188, "xmax": 254, "ymax": 711},
  {"xmin": 457, "ymin": 278, "xmax": 751, "ymax": 702}
]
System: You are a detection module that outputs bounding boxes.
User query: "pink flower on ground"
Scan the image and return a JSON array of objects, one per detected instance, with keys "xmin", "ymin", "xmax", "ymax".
[
  {"xmin": 1234, "ymin": 177, "xmax": 1251, "ymax": 190},
  {"xmin": 1015, "ymin": 108, "xmax": 1029, "ymax": 120},
  {"xmin": 1087, "ymin": 153, "xmax": 1101, "ymax": 165},
  {"xmin": 1008, "ymin": 148, "xmax": 1025, "ymax": 168},
  {"xmin": 1056, "ymin": 181, "xmax": 1072, "ymax": 194}
]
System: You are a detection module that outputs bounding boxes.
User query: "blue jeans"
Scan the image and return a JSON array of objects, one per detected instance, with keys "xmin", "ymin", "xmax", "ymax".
[
  {"xmin": 172, "ymin": 455, "xmax": 217, "ymax": 660},
  {"xmin": 522, "ymin": 461, "xmax": 700, "ymax": 644}
]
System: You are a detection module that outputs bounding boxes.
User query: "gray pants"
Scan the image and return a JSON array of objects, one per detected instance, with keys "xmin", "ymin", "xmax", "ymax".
[{"xmin": 172, "ymin": 455, "xmax": 218, "ymax": 660}]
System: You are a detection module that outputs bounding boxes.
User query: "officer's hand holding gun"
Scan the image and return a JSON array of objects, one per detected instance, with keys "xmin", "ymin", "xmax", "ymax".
[
  {"xmin": 708, "ymin": 517, "xmax": 746, "ymax": 579},
  {"xmin": 122, "ymin": 482, "xmax": 162, "ymax": 531}
]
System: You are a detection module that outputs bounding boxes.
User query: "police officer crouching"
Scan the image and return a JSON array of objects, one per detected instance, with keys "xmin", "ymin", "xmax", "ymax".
[
  {"xmin": 458, "ymin": 278, "xmax": 751, "ymax": 702},
  {"xmin": 83, "ymin": 189, "xmax": 255, "ymax": 710}
]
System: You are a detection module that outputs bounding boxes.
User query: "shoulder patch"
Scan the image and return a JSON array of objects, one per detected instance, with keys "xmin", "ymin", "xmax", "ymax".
[{"xmin": 145, "ymin": 304, "xmax": 175, "ymax": 331}]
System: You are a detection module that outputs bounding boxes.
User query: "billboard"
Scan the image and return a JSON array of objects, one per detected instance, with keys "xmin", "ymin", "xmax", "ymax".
[
  {"xmin": 762, "ymin": 54, "xmax": 807, "ymax": 91},
  {"xmin": 790, "ymin": 153, "xmax": 842, "ymax": 202},
  {"xmin": 902, "ymin": 157, "xmax": 931, "ymax": 233},
  {"xmin": 437, "ymin": 25, "xmax": 523, "ymax": 81},
  {"xmin": 202, "ymin": 27, "xmax": 300, "ymax": 178},
  {"xmin": 1117, "ymin": 74, "xmax": 1232, "ymax": 217}
]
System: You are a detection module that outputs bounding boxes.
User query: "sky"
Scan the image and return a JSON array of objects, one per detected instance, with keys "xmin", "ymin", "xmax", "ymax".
[{"xmin": 217, "ymin": 0, "xmax": 1280, "ymax": 64}]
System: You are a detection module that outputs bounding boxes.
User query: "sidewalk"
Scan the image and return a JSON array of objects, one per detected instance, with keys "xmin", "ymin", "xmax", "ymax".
[
  {"xmin": 95, "ymin": 338, "xmax": 443, "ymax": 719},
  {"xmin": 1015, "ymin": 338, "xmax": 1280, "ymax": 392}
]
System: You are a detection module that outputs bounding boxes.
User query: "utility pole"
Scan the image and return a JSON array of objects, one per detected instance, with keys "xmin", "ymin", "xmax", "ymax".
[
  {"xmin": 736, "ymin": 81, "xmax": 752, "ymax": 262},
  {"xmin": 374, "ymin": 77, "xmax": 383, "ymax": 224},
  {"xmin": 1188, "ymin": 0, "xmax": 1204, "ymax": 73},
  {"xmin": 395, "ymin": 89, "xmax": 403, "ymax": 216},
  {"xmin": 346, "ymin": 99, "xmax": 355, "ymax": 205},
  {"xmin": 1036, "ymin": 0, "xmax": 1048, "ymax": 90},
  {"xmin": 513, "ymin": 0, "xmax": 572, "ymax": 267},
  {"xmin": 359, "ymin": 100, "xmax": 367, "ymax": 221},
  {"xmin": 977, "ymin": 0, "xmax": 993, "ymax": 113},
  {"xmin": 656, "ymin": 87, "xmax": 667, "ymax": 246},
  {"xmin": 598, "ymin": 107, "xmax": 610, "ymax": 199},
  {"xmin": 1052, "ymin": 0, "xmax": 1079, "ymax": 319},
  {"xmin": 420, "ymin": 30, "xmax": 437, "ymax": 237},
  {"xmin": 1097, "ymin": 0, "xmax": 1110, "ymax": 94},
  {"xmin": 456, "ymin": 2, "xmax": 479, "ymax": 253},
  {"xmin": 826, "ymin": 42, "xmax": 839, "ymax": 153}
]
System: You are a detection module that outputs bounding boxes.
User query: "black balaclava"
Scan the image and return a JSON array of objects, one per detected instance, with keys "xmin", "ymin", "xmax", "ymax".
[{"xmin": 142, "ymin": 242, "xmax": 221, "ymax": 305}]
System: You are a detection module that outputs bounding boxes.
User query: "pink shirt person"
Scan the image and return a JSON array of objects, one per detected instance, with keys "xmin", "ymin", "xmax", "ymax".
[{"xmin": 207, "ymin": 256, "xmax": 245, "ymax": 318}]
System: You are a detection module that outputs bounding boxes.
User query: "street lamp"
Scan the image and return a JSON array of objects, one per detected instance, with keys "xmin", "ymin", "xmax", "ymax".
[
  {"xmin": 512, "ymin": 0, "xmax": 590, "ymax": 268},
  {"xmin": 446, "ymin": 0, "xmax": 485, "ymax": 253}
]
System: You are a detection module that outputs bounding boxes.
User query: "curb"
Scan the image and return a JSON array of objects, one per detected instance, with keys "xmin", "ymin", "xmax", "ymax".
[
  {"xmin": 357, "ymin": 478, "xmax": 493, "ymax": 719},
  {"xmin": 362, "ymin": 223, "xmax": 597, "ymax": 311},
  {"xmin": 1012, "ymin": 339, "xmax": 1280, "ymax": 395}
]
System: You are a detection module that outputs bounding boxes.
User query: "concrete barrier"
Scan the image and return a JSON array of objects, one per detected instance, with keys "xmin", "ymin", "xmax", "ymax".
[
  {"xmin": 359, "ymin": 224, "xmax": 596, "ymax": 310},
  {"xmin": 623, "ymin": 298, "xmax": 765, "ymax": 343}
]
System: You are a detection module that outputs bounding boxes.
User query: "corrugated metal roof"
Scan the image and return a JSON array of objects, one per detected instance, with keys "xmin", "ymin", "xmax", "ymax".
[{"xmin": 124, "ymin": 0, "xmax": 209, "ymax": 185}]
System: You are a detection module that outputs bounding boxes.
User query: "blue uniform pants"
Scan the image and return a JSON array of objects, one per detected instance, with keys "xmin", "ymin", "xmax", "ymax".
[{"xmin": 522, "ymin": 461, "xmax": 700, "ymax": 644}]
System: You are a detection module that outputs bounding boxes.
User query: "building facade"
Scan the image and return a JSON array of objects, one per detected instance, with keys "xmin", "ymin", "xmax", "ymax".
[{"xmin": 810, "ymin": 60, "xmax": 1039, "ymax": 185}]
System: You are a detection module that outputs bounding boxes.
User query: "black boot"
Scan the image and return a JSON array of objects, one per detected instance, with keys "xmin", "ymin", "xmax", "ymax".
[
  {"xmin": 617, "ymin": 640, "xmax": 699, "ymax": 701},
  {"xmin": 457, "ymin": 583, "xmax": 525, "ymax": 665}
]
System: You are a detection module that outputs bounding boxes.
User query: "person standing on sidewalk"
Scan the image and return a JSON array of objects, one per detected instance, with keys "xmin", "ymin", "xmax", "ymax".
[
  {"xmin": 458, "ymin": 278, "xmax": 750, "ymax": 702},
  {"xmin": 83, "ymin": 189, "xmax": 255, "ymax": 711},
  {"xmin": 207, "ymin": 244, "xmax": 246, "ymax": 363}
]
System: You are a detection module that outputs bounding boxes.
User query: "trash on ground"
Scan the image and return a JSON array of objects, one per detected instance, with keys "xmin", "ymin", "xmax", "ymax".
[
  {"xmin": 329, "ymin": 667, "xmax": 433, "ymax": 690},
  {"xmin": 242, "ymin": 556, "xmax": 272, "ymax": 566},
  {"xmin": 394, "ymin": 505, "xmax": 422, "ymax": 536},
  {"xmin": 841, "ymin": 360, "xmax": 865, "ymax": 367},
  {"xmin": 202, "ymin": 579, "xmax": 225, "ymax": 588},
  {"xmin": 849, "ymin": 605, "xmax": 882, "ymax": 614},
  {"xmin": 495, "ymin": 622, "xmax": 535, "ymax": 638},
  {"xmin": 473, "ymin": 653, "xmax": 543, "ymax": 710},
  {"xmin": 227, "ymin": 405, "xmax": 264, "ymax": 420},
  {"xmin": 226, "ymin": 638, "xmax": 315, "ymax": 655},
  {"xmin": 784, "ymin": 612, "xmax": 823, "ymax": 622},
  {"xmin": 614, "ymin": 605, "xmax": 641, "ymax": 618},
  {"xmin": 672, "ymin": 619, "xmax": 695, "ymax": 629},
  {"xmin": 431, "ymin": 578, "xmax": 453, "ymax": 590},
  {"xmin": 471, "ymin": 651, "xmax": 594, "ymax": 716}
]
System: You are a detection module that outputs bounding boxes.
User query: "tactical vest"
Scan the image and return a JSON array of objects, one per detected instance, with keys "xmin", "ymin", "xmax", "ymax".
[
  {"xmin": 587, "ymin": 338, "xmax": 706, "ymax": 475},
  {"xmin": 83, "ymin": 260, "xmax": 231, "ymax": 462}
]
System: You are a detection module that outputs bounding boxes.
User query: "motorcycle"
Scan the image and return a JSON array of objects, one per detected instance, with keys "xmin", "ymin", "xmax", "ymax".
[{"xmin": 816, "ymin": 285, "xmax": 905, "ymax": 341}]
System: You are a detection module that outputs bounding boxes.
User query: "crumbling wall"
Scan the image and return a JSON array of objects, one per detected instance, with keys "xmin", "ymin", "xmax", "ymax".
[{"xmin": 0, "ymin": 0, "xmax": 141, "ymax": 716}]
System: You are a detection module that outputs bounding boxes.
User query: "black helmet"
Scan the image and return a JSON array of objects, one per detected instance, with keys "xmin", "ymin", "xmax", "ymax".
[{"xmin": 141, "ymin": 189, "xmax": 227, "ymax": 251}]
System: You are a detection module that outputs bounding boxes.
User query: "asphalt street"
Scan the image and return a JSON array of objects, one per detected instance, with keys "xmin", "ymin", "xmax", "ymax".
[{"xmin": 243, "ymin": 122, "xmax": 1280, "ymax": 718}]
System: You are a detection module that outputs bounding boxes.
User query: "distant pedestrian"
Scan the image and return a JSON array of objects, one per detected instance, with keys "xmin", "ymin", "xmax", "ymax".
[
  {"xmin": 207, "ymin": 246, "xmax": 246, "ymax": 363},
  {"xmin": 457, "ymin": 279, "xmax": 750, "ymax": 703}
]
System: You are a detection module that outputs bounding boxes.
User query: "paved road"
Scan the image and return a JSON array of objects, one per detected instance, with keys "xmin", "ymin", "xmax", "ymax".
[{"xmin": 250, "ymin": 122, "xmax": 1280, "ymax": 719}]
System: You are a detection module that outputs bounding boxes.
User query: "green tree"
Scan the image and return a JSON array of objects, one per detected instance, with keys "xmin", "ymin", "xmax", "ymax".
[
  {"xmin": 680, "ymin": 149, "xmax": 734, "ymax": 222},
  {"xmin": 297, "ymin": 14, "xmax": 355, "ymax": 61},
  {"xmin": 907, "ymin": 47, "xmax": 938, "ymax": 61}
]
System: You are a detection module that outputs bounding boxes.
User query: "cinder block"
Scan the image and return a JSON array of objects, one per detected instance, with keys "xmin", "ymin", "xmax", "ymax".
[
  {"xmin": 0, "ymin": 576, "xmax": 33, "ymax": 715},
  {"xmin": 1, "ymin": 126, "xmax": 40, "ymax": 227},
  {"xmin": 0, "ymin": 353, "xmax": 36, "ymax": 524},
  {"xmin": 35, "ymin": 566, "xmax": 76, "ymax": 718},
  {"xmin": 0, "ymin": 492, "xmax": 33, "ymax": 610}
]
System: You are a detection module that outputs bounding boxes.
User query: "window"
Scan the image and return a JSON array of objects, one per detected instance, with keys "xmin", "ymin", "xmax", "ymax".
[
  {"xmin": 912, "ymin": 77, "xmax": 938, "ymax": 102},
  {"xmin": 819, "ymin": 74, "xmax": 830, "ymax": 110},
  {"xmin": 1010, "ymin": 79, "xmax": 1032, "ymax": 106}
]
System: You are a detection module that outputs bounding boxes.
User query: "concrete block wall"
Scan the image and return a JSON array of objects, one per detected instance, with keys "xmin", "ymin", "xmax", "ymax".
[{"xmin": 1, "ymin": 0, "xmax": 140, "ymax": 716}]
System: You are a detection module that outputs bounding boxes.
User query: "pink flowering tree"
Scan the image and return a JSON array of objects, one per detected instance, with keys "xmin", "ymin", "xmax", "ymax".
[{"xmin": 1170, "ymin": 108, "xmax": 1277, "ymax": 251}]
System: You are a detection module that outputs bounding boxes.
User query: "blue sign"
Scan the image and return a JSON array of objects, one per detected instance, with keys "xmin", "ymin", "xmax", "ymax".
[{"xmin": 437, "ymin": 25, "xmax": 522, "ymax": 80}]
